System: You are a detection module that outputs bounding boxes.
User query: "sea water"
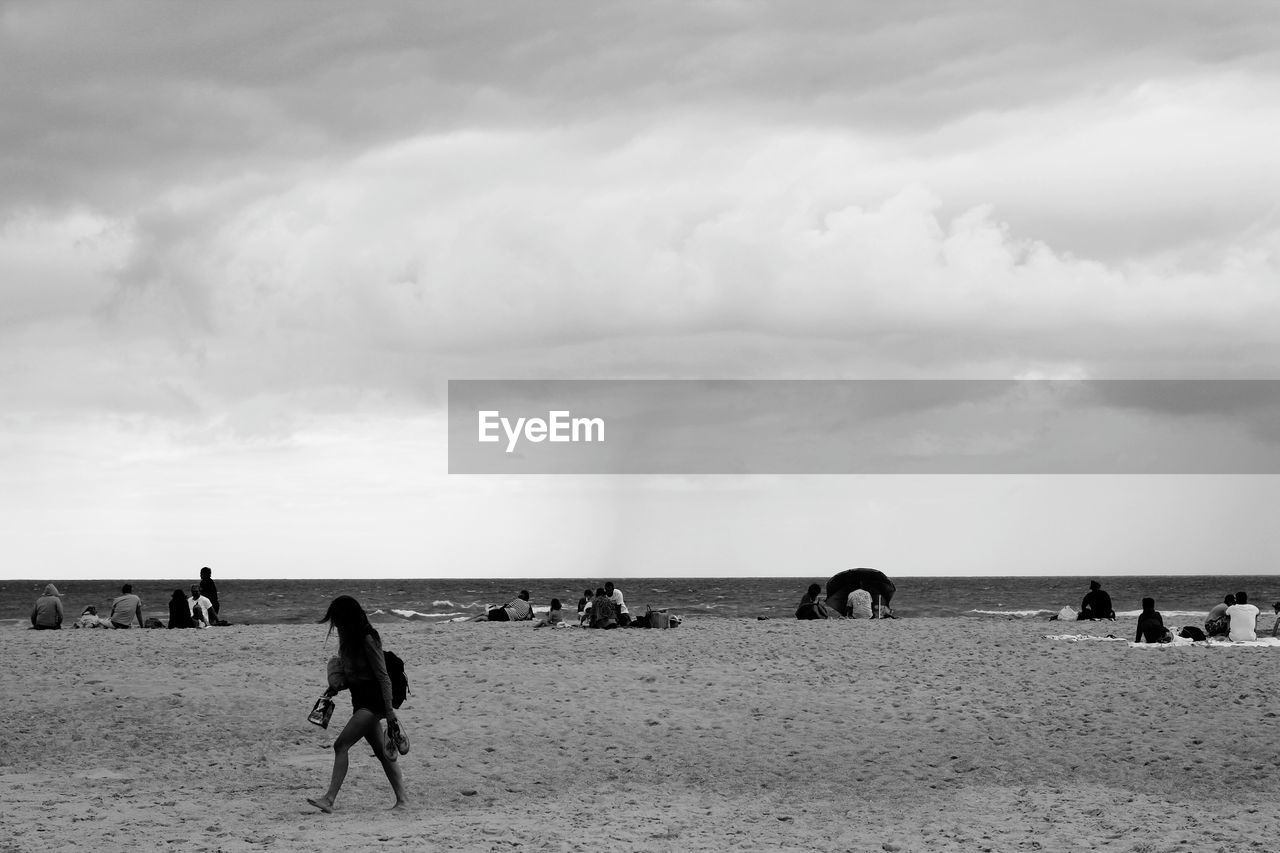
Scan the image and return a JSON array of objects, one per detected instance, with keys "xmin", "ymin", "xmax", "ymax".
[{"xmin": 3, "ymin": 575, "xmax": 1277, "ymax": 627}]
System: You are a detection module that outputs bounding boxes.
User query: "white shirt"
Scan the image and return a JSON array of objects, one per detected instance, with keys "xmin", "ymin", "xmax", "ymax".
[
  {"xmin": 609, "ymin": 588, "xmax": 628, "ymax": 615},
  {"xmin": 1226, "ymin": 603, "xmax": 1259, "ymax": 642},
  {"xmin": 847, "ymin": 589, "xmax": 873, "ymax": 619},
  {"xmin": 189, "ymin": 594, "xmax": 214, "ymax": 625}
]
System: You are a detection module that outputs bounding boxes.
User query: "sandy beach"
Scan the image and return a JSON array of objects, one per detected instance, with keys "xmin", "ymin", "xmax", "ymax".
[{"xmin": 4, "ymin": 616, "xmax": 1279, "ymax": 852}]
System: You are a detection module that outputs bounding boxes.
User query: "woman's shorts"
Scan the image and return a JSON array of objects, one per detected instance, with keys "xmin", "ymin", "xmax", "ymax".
[{"xmin": 349, "ymin": 680, "xmax": 388, "ymax": 716}]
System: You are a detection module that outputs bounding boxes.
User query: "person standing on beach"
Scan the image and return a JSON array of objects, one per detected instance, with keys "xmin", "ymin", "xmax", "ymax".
[
  {"xmin": 308, "ymin": 595, "xmax": 408, "ymax": 813},
  {"xmin": 108, "ymin": 585, "xmax": 144, "ymax": 629},
  {"xmin": 30, "ymin": 584, "xmax": 64, "ymax": 630},
  {"xmin": 1076, "ymin": 580, "xmax": 1115, "ymax": 620},
  {"xmin": 199, "ymin": 567, "xmax": 220, "ymax": 621},
  {"xmin": 1226, "ymin": 591, "xmax": 1259, "ymax": 642}
]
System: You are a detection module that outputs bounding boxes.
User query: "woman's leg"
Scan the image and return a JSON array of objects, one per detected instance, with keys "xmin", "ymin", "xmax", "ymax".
[
  {"xmin": 309, "ymin": 709, "xmax": 378, "ymax": 812},
  {"xmin": 364, "ymin": 720, "xmax": 409, "ymax": 809}
]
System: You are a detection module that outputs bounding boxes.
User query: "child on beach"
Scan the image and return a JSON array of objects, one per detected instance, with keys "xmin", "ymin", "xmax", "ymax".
[
  {"xmin": 534, "ymin": 599, "xmax": 564, "ymax": 628},
  {"xmin": 307, "ymin": 595, "xmax": 408, "ymax": 814}
]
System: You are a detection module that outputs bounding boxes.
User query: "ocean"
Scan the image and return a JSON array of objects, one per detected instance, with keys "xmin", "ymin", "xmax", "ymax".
[{"xmin": 4, "ymin": 575, "xmax": 1278, "ymax": 628}]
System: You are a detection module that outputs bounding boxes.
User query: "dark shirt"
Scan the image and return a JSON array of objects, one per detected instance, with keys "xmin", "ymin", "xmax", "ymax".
[
  {"xmin": 795, "ymin": 592, "xmax": 829, "ymax": 620},
  {"xmin": 200, "ymin": 578, "xmax": 220, "ymax": 616},
  {"xmin": 591, "ymin": 595, "xmax": 617, "ymax": 626},
  {"xmin": 169, "ymin": 597, "xmax": 195, "ymax": 629},
  {"xmin": 1080, "ymin": 589, "xmax": 1114, "ymax": 619},
  {"xmin": 1136, "ymin": 611, "xmax": 1166, "ymax": 643}
]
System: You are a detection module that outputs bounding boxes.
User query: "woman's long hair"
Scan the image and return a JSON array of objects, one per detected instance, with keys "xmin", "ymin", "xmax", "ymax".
[
  {"xmin": 320, "ymin": 595, "xmax": 381, "ymax": 659},
  {"xmin": 1141, "ymin": 597, "xmax": 1156, "ymax": 614}
]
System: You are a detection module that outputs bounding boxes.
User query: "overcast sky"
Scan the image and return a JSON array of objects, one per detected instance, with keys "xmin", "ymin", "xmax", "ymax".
[{"xmin": 3, "ymin": 1, "xmax": 1279, "ymax": 580}]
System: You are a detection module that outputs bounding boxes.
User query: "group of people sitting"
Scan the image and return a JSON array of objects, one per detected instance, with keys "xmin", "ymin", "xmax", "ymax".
[
  {"xmin": 31, "ymin": 568, "xmax": 224, "ymax": 630},
  {"xmin": 1135, "ymin": 590, "xmax": 1269, "ymax": 644},
  {"xmin": 472, "ymin": 582, "xmax": 668, "ymax": 629},
  {"xmin": 578, "ymin": 582, "xmax": 630, "ymax": 629},
  {"xmin": 795, "ymin": 583, "xmax": 893, "ymax": 620}
]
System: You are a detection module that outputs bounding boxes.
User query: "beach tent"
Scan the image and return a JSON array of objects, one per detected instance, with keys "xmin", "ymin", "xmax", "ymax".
[{"xmin": 824, "ymin": 568, "xmax": 896, "ymax": 616}]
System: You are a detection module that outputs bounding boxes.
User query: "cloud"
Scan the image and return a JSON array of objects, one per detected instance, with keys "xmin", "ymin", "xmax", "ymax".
[{"xmin": 3, "ymin": 2, "xmax": 1280, "ymax": 578}]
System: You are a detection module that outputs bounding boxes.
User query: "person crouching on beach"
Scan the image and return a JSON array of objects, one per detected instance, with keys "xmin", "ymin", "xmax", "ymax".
[{"xmin": 308, "ymin": 595, "xmax": 408, "ymax": 814}]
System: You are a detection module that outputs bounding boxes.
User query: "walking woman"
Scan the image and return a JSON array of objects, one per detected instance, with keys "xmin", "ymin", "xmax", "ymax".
[{"xmin": 308, "ymin": 595, "xmax": 408, "ymax": 813}]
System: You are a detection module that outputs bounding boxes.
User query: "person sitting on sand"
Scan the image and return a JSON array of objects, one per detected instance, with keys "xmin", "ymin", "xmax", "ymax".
[
  {"xmin": 74, "ymin": 605, "xmax": 106, "ymax": 629},
  {"xmin": 1271, "ymin": 602, "xmax": 1280, "ymax": 639},
  {"xmin": 606, "ymin": 582, "xmax": 631, "ymax": 627},
  {"xmin": 1226, "ymin": 591, "xmax": 1259, "ymax": 642},
  {"xmin": 188, "ymin": 585, "xmax": 215, "ymax": 628},
  {"xmin": 1076, "ymin": 580, "xmax": 1115, "ymax": 621},
  {"xmin": 1204, "ymin": 594, "xmax": 1235, "ymax": 638},
  {"xmin": 30, "ymin": 584, "xmax": 64, "ymax": 630},
  {"xmin": 1135, "ymin": 598, "xmax": 1172, "ymax": 644},
  {"xmin": 578, "ymin": 588, "xmax": 593, "ymax": 626},
  {"xmin": 480, "ymin": 590, "xmax": 533, "ymax": 622},
  {"xmin": 590, "ymin": 587, "xmax": 618, "ymax": 629},
  {"xmin": 795, "ymin": 583, "xmax": 832, "ymax": 620},
  {"xmin": 168, "ymin": 589, "xmax": 196, "ymax": 629},
  {"xmin": 108, "ymin": 584, "xmax": 144, "ymax": 629},
  {"xmin": 845, "ymin": 588, "xmax": 873, "ymax": 619},
  {"xmin": 307, "ymin": 595, "xmax": 408, "ymax": 814},
  {"xmin": 534, "ymin": 598, "xmax": 564, "ymax": 628}
]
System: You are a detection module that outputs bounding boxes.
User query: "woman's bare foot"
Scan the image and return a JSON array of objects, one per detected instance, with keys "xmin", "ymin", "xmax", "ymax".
[
  {"xmin": 306, "ymin": 796, "xmax": 334, "ymax": 814},
  {"xmin": 390, "ymin": 799, "xmax": 409, "ymax": 811}
]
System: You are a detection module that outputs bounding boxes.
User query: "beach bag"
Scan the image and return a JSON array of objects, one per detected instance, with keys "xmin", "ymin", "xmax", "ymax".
[
  {"xmin": 307, "ymin": 695, "xmax": 335, "ymax": 728},
  {"xmin": 384, "ymin": 650, "xmax": 409, "ymax": 709},
  {"xmin": 1178, "ymin": 625, "xmax": 1207, "ymax": 642}
]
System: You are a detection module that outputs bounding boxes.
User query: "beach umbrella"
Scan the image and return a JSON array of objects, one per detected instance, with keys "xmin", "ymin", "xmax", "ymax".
[{"xmin": 824, "ymin": 568, "xmax": 896, "ymax": 615}]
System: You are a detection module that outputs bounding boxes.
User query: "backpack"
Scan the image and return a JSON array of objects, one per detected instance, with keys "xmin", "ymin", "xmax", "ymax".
[{"xmin": 384, "ymin": 650, "xmax": 409, "ymax": 709}]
